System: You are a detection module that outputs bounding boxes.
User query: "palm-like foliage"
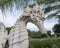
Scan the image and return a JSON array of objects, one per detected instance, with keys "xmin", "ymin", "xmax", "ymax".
[{"xmin": 0, "ymin": 0, "xmax": 60, "ymax": 19}]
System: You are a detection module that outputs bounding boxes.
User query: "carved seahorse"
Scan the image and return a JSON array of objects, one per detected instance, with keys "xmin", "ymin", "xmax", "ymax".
[
  {"xmin": 8, "ymin": 3, "xmax": 47, "ymax": 48},
  {"xmin": 8, "ymin": 17, "xmax": 29, "ymax": 48}
]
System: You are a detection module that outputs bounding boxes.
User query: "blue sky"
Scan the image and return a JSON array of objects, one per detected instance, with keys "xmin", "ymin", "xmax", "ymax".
[
  {"xmin": 0, "ymin": 2, "xmax": 59, "ymax": 32},
  {"xmin": 0, "ymin": 8, "xmax": 58, "ymax": 31}
]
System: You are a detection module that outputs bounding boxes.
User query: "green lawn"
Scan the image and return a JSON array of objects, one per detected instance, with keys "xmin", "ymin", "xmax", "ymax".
[{"xmin": 29, "ymin": 37, "xmax": 60, "ymax": 48}]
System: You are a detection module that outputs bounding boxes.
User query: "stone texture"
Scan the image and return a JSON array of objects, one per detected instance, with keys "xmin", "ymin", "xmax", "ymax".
[
  {"xmin": 9, "ymin": 20, "xmax": 29, "ymax": 48},
  {"xmin": 0, "ymin": 22, "xmax": 7, "ymax": 48}
]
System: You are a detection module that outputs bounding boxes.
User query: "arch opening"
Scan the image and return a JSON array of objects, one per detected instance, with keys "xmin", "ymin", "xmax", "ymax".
[{"xmin": 26, "ymin": 22, "xmax": 39, "ymax": 32}]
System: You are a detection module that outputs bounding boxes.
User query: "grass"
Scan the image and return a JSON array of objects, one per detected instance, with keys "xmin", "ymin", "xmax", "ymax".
[{"xmin": 29, "ymin": 37, "xmax": 60, "ymax": 48}]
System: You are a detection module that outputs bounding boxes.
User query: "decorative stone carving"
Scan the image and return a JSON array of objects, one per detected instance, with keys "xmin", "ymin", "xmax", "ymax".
[
  {"xmin": 0, "ymin": 3, "xmax": 47, "ymax": 48},
  {"xmin": 8, "ymin": 4, "xmax": 47, "ymax": 48}
]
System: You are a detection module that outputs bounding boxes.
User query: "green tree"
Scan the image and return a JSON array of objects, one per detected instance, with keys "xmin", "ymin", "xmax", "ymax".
[
  {"xmin": 0, "ymin": 0, "xmax": 60, "ymax": 25},
  {"xmin": 6, "ymin": 27, "xmax": 12, "ymax": 34},
  {"xmin": 0, "ymin": 0, "xmax": 60, "ymax": 20},
  {"xmin": 53, "ymin": 24, "xmax": 60, "ymax": 36}
]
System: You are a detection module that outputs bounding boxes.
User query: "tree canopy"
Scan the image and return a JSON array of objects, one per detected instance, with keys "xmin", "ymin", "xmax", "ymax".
[
  {"xmin": 53, "ymin": 24, "xmax": 60, "ymax": 34},
  {"xmin": 0, "ymin": 0, "xmax": 60, "ymax": 20}
]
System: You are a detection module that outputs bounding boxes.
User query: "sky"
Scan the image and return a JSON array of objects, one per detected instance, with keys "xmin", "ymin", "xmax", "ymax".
[
  {"xmin": 0, "ymin": 8, "xmax": 58, "ymax": 32},
  {"xmin": 0, "ymin": 3, "xmax": 59, "ymax": 32}
]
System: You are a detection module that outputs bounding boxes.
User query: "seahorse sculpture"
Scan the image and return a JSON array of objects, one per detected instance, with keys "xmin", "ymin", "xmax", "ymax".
[{"xmin": 8, "ymin": 4, "xmax": 47, "ymax": 48}]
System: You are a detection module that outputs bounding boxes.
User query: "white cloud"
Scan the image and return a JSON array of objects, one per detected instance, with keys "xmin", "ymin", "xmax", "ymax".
[
  {"xmin": 3, "ymin": 16, "xmax": 16, "ymax": 27},
  {"xmin": 44, "ymin": 18, "xmax": 58, "ymax": 30},
  {"xmin": 0, "ymin": 10, "xmax": 4, "ymax": 22},
  {"xmin": 2, "ymin": 9, "xmax": 23, "ymax": 27},
  {"xmin": 26, "ymin": 22, "xmax": 39, "ymax": 31}
]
